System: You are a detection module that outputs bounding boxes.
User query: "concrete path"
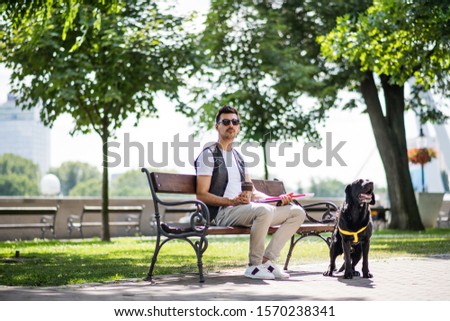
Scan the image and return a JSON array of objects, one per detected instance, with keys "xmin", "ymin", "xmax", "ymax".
[{"xmin": 1, "ymin": 255, "xmax": 448, "ymax": 301}]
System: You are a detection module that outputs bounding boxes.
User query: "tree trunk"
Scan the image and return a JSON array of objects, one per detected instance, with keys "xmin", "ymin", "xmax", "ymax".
[
  {"xmin": 360, "ymin": 72, "xmax": 424, "ymax": 230},
  {"xmin": 101, "ymin": 119, "xmax": 111, "ymax": 241},
  {"xmin": 262, "ymin": 141, "xmax": 269, "ymax": 179}
]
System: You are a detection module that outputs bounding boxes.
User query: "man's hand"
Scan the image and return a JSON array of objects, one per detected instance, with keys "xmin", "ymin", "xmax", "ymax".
[
  {"xmin": 278, "ymin": 192, "xmax": 293, "ymax": 206},
  {"xmin": 229, "ymin": 192, "xmax": 251, "ymax": 206}
]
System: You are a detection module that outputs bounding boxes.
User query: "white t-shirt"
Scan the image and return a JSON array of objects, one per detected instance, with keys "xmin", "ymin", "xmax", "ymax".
[{"xmin": 196, "ymin": 148, "xmax": 246, "ymax": 199}]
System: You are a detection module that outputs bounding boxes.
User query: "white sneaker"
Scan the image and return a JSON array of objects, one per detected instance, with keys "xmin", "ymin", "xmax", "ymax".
[
  {"xmin": 244, "ymin": 264, "xmax": 275, "ymax": 280},
  {"xmin": 263, "ymin": 260, "xmax": 290, "ymax": 279}
]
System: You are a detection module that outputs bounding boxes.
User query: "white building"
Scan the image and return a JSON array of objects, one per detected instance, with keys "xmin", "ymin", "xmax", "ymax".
[{"xmin": 0, "ymin": 93, "xmax": 51, "ymax": 174}]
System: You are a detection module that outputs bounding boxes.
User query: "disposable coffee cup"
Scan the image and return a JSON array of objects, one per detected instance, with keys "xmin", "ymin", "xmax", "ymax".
[
  {"xmin": 241, "ymin": 181, "xmax": 253, "ymax": 202},
  {"xmin": 241, "ymin": 181, "xmax": 253, "ymax": 192}
]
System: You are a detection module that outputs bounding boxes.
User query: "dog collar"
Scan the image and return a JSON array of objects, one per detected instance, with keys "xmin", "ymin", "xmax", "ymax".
[{"xmin": 338, "ymin": 225, "xmax": 368, "ymax": 243}]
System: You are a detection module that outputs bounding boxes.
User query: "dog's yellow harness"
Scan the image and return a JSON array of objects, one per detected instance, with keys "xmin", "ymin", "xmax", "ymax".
[{"xmin": 338, "ymin": 225, "xmax": 368, "ymax": 243}]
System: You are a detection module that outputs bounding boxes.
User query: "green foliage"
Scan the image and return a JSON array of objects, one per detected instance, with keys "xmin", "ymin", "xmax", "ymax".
[
  {"xmin": 192, "ymin": 0, "xmax": 372, "ymax": 178},
  {"xmin": 194, "ymin": 0, "xmax": 371, "ymax": 139},
  {"xmin": 0, "ymin": 153, "xmax": 40, "ymax": 196},
  {"xmin": 49, "ymin": 161, "xmax": 100, "ymax": 196},
  {"xmin": 309, "ymin": 178, "xmax": 346, "ymax": 198},
  {"xmin": 69, "ymin": 177, "xmax": 102, "ymax": 196},
  {"xmin": 1, "ymin": 1, "xmax": 197, "ymax": 135},
  {"xmin": 110, "ymin": 169, "xmax": 149, "ymax": 197},
  {"xmin": 0, "ymin": 0, "xmax": 124, "ymax": 44},
  {"xmin": 1, "ymin": 0, "xmax": 199, "ymax": 240},
  {"xmin": 319, "ymin": 0, "xmax": 449, "ymax": 94},
  {"xmin": 317, "ymin": 0, "xmax": 449, "ymax": 229}
]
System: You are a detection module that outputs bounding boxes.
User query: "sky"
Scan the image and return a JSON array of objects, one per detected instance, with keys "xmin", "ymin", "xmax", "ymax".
[{"xmin": 1, "ymin": 0, "xmax": 449, "ymax": 193}]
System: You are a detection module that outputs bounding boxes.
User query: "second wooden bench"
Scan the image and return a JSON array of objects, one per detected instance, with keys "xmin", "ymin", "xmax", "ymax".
[{"xmin": 67, "ymin": 205, "xmax": 145, "ymax": 238}]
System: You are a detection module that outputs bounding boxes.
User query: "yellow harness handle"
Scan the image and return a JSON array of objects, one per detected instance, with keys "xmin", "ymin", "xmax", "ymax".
[{"xmin": 338, "ymin": 225, "xmax": 368, "ymax": 243}]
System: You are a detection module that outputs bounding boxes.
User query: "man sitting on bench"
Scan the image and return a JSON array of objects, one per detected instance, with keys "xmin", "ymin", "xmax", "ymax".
[{"xmin": 195, "ymin": 105, "xmax": 306, "ymax": 280}]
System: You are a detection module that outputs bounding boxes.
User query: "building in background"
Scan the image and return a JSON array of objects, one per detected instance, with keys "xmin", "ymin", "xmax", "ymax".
[{"xmin": 0, "ymin": 93, "xmax": 51, "ymax": 174}]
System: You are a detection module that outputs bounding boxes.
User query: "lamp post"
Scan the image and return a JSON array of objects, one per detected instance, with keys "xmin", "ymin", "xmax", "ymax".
[{"xmin": 418, "ymin": 125, "xmax": 426, "ymax": 192}]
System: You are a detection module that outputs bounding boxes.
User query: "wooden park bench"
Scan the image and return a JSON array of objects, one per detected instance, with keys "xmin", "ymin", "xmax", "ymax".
[
  {"xmin": 141, "ymin": 169, "xmax": 338, "ymax": 283},
  {"xmin": 0, "ymin": 206, "xmax": 59, "ymax": 239},
  {"xmin": 67, "ymin": 205, "xmax": 145, "ymax": 238}
]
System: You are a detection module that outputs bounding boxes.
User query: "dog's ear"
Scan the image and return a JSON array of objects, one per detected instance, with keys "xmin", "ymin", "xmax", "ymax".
[
  {"xmin": 345, "ymin": 184, "xmax": 352, "ymax": 201},
  {"xmin": 370, "ymin": 193, "xmax": 376, "ymax": 205}
]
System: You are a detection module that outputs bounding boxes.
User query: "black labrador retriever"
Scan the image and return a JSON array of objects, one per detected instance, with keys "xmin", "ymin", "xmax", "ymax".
[{"xmin": 323, "ymin": 179, "xmax": 375, "ymax": 279}]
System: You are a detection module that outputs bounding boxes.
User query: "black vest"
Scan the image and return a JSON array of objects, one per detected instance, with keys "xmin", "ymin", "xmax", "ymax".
[{"xmin": 194, "ymin": 144, "xmax": 245, "ymax": 221}]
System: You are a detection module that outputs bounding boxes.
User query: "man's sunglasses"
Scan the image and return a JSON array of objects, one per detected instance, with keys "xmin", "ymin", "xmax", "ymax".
[{"xmin": 217, "ymin": 119, "xmax": 240, "ymax": 126}]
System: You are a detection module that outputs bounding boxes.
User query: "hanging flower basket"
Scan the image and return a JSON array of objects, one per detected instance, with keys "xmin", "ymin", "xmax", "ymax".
[{"xmin": 408, "ymin": 147, "xmax": 437, "ymax": 165}]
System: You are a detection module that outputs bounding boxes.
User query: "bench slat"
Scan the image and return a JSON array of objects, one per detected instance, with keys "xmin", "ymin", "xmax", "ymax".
[
  {"xmin": 0, "ymin": 207, "xmax": 58, "ymax": 215},
  {"xmin": 151, "ymin": 172, "xmax": 197, "ymax": 194},
  {"xmin": 252, "ymin": 179, "xmax": 286, "ymax": 196},
  {"xmin": 160, "ymin": 223, "xmax": 335, "ymax": 235},
  {"xmin": 0, "ymin": 223, "xmax": 54, "ymax": 228},
  {"xmin": 72, "ymin": 222, "xmax": 141, "ymax": 227},
  {"xmin": 83, "ymin": 206, "xmax": 144, "ymax": 213}
]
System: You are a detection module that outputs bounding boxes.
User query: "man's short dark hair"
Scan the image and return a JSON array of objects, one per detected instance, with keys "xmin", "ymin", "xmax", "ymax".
[{"xmin": 215, "ymin": 105, "xmax": 239, "ymax": 123}]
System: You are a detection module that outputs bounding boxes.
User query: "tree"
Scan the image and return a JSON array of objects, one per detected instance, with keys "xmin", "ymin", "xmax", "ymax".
[
  {"xmin": 310, "ymin": 178, "xmax": 345, "ymax": 198},
  {"xmin": 49, "ymin": 161, "xmax": 100, "ymax": 196},
  {"xmin": 69, "ymin": 177, "xmax": 102, "ymax": 196},
  {"xmin": 110, "ymin": 169, "xmax": 149, "ymax": 197},
  {"xmin": 196, "ymin": 0, "xmax": 449, "ymax": 229},
  {"xmin": 0, "ymin": 0, "xmax": 123, "ymax": 43},
  {"xmin": 319, "ymin": 0, "xmax": 449, "ymax": 229},
  {"xmin": 1, "ymin": 1, "xmax": 198, "ymax": 241},
  {"xmin": 192, "ymin": 0, "xmax": 371, "ymax": 179},
  {"xmin": 0, "ymin": 153, "xmax": 40, "ymax": 196}
]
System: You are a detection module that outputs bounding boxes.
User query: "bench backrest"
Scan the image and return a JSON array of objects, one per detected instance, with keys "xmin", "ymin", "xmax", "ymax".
[
  {"xmin": 148, "ymin": 171, "xmax": 286, "ymax": 197},
  {"xmin": 0, "ymin": 206, "xmax": 59, "ymax": 216},
  {"xmin": 82, "ymin": 206, "xmax": 145, "ymax": 213},
  {"xmin": 150, "ymin": 172, "xmax": 197, "ymax": 194}
]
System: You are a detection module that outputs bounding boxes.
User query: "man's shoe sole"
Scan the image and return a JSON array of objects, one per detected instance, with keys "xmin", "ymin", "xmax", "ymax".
[{"xmin": 244, "ymin": 274, "xmax": 275, "ymax": 280}]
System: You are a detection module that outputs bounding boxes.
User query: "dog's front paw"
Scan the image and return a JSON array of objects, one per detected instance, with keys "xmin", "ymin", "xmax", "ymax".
[
  {"xmin": 344, "ymin": 271, "xmax": 354, "ymax": 279},
  {"xmin": 352, "ymin": 271, "xmax": 360, "ymax": 277},
  {"xmin": 362, "ymin": 272, "xmax": 373, "ymax": 278},
  {"xmin": 323, "ymin": 270, "xmax": 334, "ymax": 277}
]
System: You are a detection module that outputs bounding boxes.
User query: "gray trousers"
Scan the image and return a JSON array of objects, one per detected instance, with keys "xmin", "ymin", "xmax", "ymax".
[{"xmin": 215, "ymin": 203, "xmax": 306, "ymax": 266}]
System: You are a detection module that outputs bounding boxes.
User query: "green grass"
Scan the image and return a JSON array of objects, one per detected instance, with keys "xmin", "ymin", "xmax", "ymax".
[{"xmin": 0, "ymin": 228, "xmax": 449, "ymax": 286}]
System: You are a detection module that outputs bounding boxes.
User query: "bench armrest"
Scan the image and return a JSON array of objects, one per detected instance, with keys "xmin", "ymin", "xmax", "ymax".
[
  {"xmin": 40, "ymin": 215, "xmax": 56, "ymax": 225},
  {"xmin": 67, "ymin": 215, "xmax": 80, "ymax": 223},
  {"xmin": 156, "ymin": 199, "xmax": 210, "ymax": 237},
  {"xmin": 300, "ymin": 201, "xmax": 338, "ymax": 223}
]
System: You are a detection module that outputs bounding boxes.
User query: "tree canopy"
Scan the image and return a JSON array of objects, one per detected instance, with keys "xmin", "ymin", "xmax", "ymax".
[
  {"xmin": 318, "ymin": 0, "xmax": 449, "ymax": 229},
  {"xmin": 196, "ymin": 0, "xmax": 449, "ymax": 229},
  {"xmin": 0, "ymin": 153, "xmax": 40, "ymax": 196},
  {"xmin": 193, "ymin": 0, "xmax": 372, "ymax": 178},
  {"xmin": 49, "ymin": 161, "xmax": 100, "ymax": 196},
  {"xmin": 1, "ymin": 0, "xmax": 198, "ymax": 240}
]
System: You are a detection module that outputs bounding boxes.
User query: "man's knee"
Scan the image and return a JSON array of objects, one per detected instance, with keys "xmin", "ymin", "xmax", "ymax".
[
  {"xmin": 253, "ymin": 204, "xmax": 274, "ymax": 222},
  {"xmin": 291, "ymin": 205, "xmax": 306, "ymax": 223}
]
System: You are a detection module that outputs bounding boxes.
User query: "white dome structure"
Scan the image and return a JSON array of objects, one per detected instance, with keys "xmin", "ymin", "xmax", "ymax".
[{"xmin": 40, "ymin": 174, "xmax": 61, "ymax": 196}]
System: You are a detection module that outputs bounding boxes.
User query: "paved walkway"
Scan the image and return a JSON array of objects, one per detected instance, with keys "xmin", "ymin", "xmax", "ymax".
[{"xmin": 1, "ymin": 255, "xmax": 449, "ymax": 301}]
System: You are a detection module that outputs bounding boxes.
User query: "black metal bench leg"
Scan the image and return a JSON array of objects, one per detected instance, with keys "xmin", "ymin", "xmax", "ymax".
[
  {"xmin": 145, "ymin": 234, "xmax": 162, "ymax": 282},
  {"xmin": 196, "ymin": 252, "xmax": 205, "ymax": 283},
  {"xmin": 284, "ymin": 235, "xmax": 296, "ymax": 270},
  {"xmin": 191, "ymin": 236, "xmax": 208, "ymax": 283},
  {"xmin": 195, "ymin": 238, "xmax": 208, "ymax": 283}
]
